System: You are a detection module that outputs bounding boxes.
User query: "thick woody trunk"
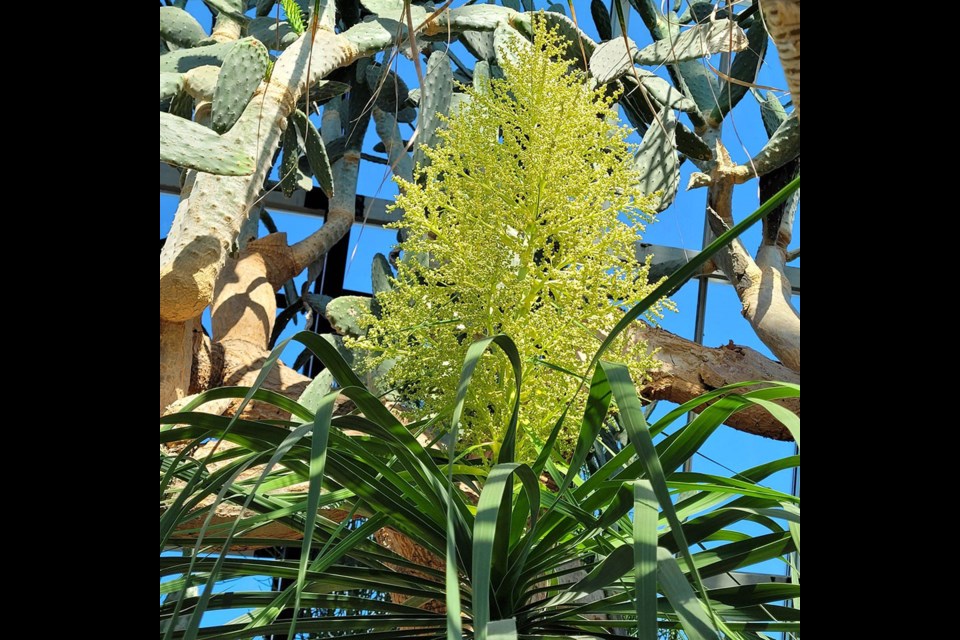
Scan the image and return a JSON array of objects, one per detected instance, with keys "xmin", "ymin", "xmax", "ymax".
[
  {"xmin": 159, "ymin": 29, "xmax": 358, "ymax": 324},
  {"xmin": 160, "ymin": 320, "xmax": 195, "ymax": 413}
]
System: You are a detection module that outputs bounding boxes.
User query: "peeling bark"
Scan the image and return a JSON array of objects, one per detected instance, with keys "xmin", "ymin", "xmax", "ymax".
[
  {"xmin": 638, "ymin": 324, "xmax": 799, "ymax": 440},
  {"xmin": 761, "ymin": 0, "xmax": 800, "ymax": 118}
]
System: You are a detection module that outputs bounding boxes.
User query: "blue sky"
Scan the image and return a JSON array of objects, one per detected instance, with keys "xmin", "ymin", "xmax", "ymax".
[{"xmin": 161, "ymin": 0, "xmax": 800, "ymax": 626}]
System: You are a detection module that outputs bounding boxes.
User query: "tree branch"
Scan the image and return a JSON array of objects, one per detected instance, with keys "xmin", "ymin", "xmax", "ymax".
[
  {"xmin": 704, "ymin": 142, "xmax": 800, "ymax": 372},
  {"xmin": 637, "ymin": 323, "xmax": 798, "ymax": 440},
  {"xmin": 160, "ymin": 28, "xmax": 360, "ymax": 324},
  {"xmin": 286, "ymin": 95, "xmax": 367, "ymax": 282}
]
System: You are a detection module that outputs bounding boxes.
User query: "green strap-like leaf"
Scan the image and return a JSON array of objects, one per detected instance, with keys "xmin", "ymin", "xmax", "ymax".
[
  {"xmin": 634, "ymin": 480, "xmax": 657, "ymax": 640},
  {"xmin": 473, "ymin": 463, "xmax": 540, "ymax": 640},
  {"xmin": 657, "ymin": 547, "xmax": 718, "ymax": 640},
  {"xmin": 446, "ymin": 335, "xmax": 523, "ymax": 639},
  {"xmin": 599, "ymin": 360, "xmax": 719, "ymax": 635},
  {"xmin": 288, "ymin": 390, "xmax": 336, "ymax": 639}
]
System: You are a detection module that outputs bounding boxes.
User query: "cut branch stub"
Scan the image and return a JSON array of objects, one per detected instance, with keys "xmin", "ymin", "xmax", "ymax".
[{"xmin": 182, "ymin": 65, "xmax": 221, "ymax": 102}]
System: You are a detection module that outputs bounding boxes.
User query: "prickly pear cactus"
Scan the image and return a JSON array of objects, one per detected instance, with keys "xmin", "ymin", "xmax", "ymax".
[
  {"xmin": 159, "ymin": 0, "xmax": 787, "ymax": 356},
  {"xmin": 325, "ymin": 296, "xmax": 373, "ymax": 339},
  {"xmin": 159, "ymin": 112, "xmax": 254, "ymax": 176},
  {"xmin": 211, "ymin": 38, "xmax": 270, "ymax": 134},
  {"xmin": 159, "ymin": 7, "xmax": 207, "ymax": 48},
  {"xmin": 413, "ymin": 51, "xmax": 453, "ymax": 172},
  {"xmin": 290, "ymin": 110, "xmax": 335, "ymax": 198}
]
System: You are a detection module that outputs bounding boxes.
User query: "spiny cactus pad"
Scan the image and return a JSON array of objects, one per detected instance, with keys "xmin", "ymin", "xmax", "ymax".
[
  {"xmin": 325, "ymin": 296, "xmax": 373, "ymax": 339},
  {"xmin": 159, "ymin": 7, "xmax": 208, "ymax": 48},
  {"xmin": 634, "ymin": 108, "xmax": 679, "ymax": 212},
  {"xmin": 248, "ymin": 16, "xmax": 299, "ymax": 50},
  {"xmin": 160, "ymin": 72, "xmax": 184, "ymax": 104},
  {"xmin": 291, "ymin": 110, "xmax": 335, "ymax": 198},
  {"xmin": 633, "ymin": 18, "xmax": 747, "ymax": 65},
  {"xmin": 160, "ymin": 41, "xmax": 235, "ymax": 74},
  {"xmin": 159, "ymin": 112, "xmax": 255, "ymax": 176},
  {"xmin": 750, "ymin": 112, "xmax": 799, "ymax": 176},
  {"xmin": 590, "ymin": 37, "xmax": 640, "ymax": 85},
  {"xmin": 211, "ymin": 38, "xmax": 269, "ymax": 134},
  {"xmin": 709, "ymin": 17, "xmax": 768, "ymax": 125},
  {"xmin": 413, "ymin": 51, "xmax": 452, "ymax": 172}
]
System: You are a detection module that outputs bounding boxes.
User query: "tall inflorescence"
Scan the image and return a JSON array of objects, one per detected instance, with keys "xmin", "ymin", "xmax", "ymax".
[{"xmin": 353, "ymin": 18, "xmax": 672, "ymax": 462}]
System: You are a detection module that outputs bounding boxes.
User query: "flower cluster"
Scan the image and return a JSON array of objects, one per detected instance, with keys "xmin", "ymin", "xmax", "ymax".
[{"xmin": 352, "ymin": 19, "xmax": 671, "ymax": 461}]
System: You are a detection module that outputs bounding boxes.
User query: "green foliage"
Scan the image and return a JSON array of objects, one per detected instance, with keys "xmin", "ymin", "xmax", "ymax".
[
  {"xmin": 159, "ymin": 111, "xmax": 254, "ymax": 176},
  {"xmin": 211, "ymin": 38, "xmax": 270, "ymax": 134},
  {"xmin": 281, "ymin": 0, "xmax": 307, "ymax": 34},
  {"xmin": 160, "ymin": 331, "xmax": 800, "ymax": 639},
  {"xmin": 352, "ymin": 20, "xmax": 671, "ymax": 463},
  {"xmin": 291, "ymin": 109, "xmax": 335, "ymax": 197},
  {"xmin": 159, "ymin": 6, "xmax": 208, "ymax": 48}
]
